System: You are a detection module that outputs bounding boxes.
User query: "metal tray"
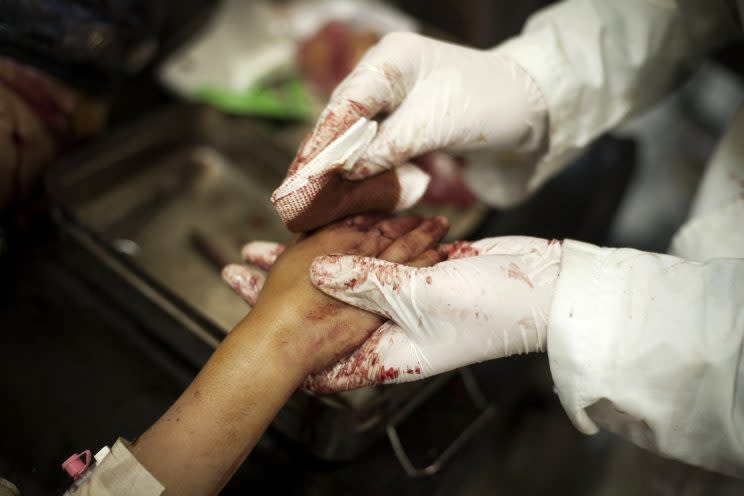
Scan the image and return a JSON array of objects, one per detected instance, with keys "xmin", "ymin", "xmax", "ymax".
[{"xmin": 47, "ymin": 104, "xmax": 490, "ymax": 463}]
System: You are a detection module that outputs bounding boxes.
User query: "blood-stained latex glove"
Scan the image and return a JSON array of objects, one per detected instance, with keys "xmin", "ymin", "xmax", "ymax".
[
  {"xmin": 289, "ymin": 32, "xmax": 548, "ymax": 184},
  {"xmin": 306, "ymin": 237, "xmax": 562, "ymax": 390},
  {"xmin": 222, "ymin": 215, "xmax": 450, "ymax": 381}
]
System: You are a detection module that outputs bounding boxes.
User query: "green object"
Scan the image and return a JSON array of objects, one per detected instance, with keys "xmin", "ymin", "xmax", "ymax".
[{"xmin": 195, "ymin": 77, "xmax": 314, "ymax": 120}]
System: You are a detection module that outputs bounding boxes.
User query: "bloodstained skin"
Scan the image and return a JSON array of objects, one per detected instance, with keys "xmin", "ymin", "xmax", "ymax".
[{"xmin": 305, "ymin": 302, "xmax": 343, "ymax": 322}]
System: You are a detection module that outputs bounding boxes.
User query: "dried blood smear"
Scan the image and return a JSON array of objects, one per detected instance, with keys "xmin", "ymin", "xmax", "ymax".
[
  {"xmin": 506, "ymin": 262, "xmax": 533, "ymax": 288},
  {"xmin": 377, "ymin": 366, "xmax": 399, "ymax": 381},
  {"xmin": 304, "ymin": 326, "xmax": 389, "ymax": 392},
  {"xmin": 443, "ymin": 241, "xmax": 480, "ymax": 260}
]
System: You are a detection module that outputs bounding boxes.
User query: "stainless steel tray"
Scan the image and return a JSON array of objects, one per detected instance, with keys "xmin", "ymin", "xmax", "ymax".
[{"xmin": 47, "ymin": 104, "xmax": 492, "ymax": 464}]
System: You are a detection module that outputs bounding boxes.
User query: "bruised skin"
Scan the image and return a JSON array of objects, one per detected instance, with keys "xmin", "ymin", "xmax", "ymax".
[
  {"xmin": 247, "ymin": 214, "xmax": 448, "ymax": 374},
  {"xmin": 281, "ymin": 167, "xmax": 402, "ymax": 233}
]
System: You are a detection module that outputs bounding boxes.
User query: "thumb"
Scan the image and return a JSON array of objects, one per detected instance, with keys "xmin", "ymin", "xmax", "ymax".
[
  {"xmin": 342, "ymin": 113, "xmax": 430, "ymax": 181},
  {"xmin": 343, "ymin": 78, "xmax": 450, "ymax": 181},
  {"xmin": 310, "ymin": 255, "xmax": 420, "ymax": 320}
]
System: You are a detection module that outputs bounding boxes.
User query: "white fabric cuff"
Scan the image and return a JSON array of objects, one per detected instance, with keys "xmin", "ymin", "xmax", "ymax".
[
  {"xmin": 497, "ymin": 30, "xmax": 582, "ymax": 194},
  {"xmin": 546, "ymin": 240, "xmax": 610, "ymax": 435}
]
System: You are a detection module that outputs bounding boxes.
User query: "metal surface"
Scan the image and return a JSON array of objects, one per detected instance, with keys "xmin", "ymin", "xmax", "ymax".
[{"xmin": 387, "ymin": 369, "xmax": 496, "ymax": 477}]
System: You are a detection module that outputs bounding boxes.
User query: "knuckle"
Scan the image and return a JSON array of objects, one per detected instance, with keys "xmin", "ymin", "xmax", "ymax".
[{"xmin": 395, "ymin": 236, "xmax": 419, "ymax": 255}]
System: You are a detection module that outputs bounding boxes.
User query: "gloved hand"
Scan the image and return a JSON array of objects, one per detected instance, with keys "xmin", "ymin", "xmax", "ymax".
[
  {"xmin": 306, "ymin": 237, "xmax": 562, "ymax": 390},
  {"xmin": 288, "ymin": 32, "xmax": 549, "ymax": 183}
]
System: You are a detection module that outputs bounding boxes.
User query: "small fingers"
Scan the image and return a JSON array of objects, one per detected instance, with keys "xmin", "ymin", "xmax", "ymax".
[
  {"xmin": 345, "ymin": 215, "xmax": 422, "ymax": 258},
  {"xmin": 240, "ymin": 241, "xmax": 285, "ymax": 270},
  {"xmin": 340, "ymin": 213, "xmax": 389, "ymax": 231},
  {"xmin": 371, "ymin": 215, "xmax": 422, "ymax": 239},
  {"xmin": 222, "ymin": 264, "xmax": 266, "ymax": 306},
  {"xmin": 407, "ymin": 248, "xmax": 444, "ymax": 268},
  {"xmin": 379, "ymin": 216, "xmax": 449, "ymax": 263}
]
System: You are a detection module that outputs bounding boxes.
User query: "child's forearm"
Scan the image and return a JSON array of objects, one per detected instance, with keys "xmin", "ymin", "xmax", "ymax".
[{"xmin": 131, "ymin": 310, "xmax": 306, "ymax": 496}]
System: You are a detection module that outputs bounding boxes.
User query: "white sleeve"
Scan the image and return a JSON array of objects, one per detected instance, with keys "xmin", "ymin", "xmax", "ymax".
[
  {"xmin": 547, "ymin": 197, "xmax": 744, "ymax": 476},
  {"xmin": 72, "ymin": 439, "xmax": 164, "ymax": 496},
  {"xmin": 492, "ymin": 0, "xmax": 739, "ymax": 194}
]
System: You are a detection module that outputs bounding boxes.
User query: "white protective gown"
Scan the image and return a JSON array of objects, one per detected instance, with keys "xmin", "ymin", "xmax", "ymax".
[{"xmin": 477, "ymin": 0, "xmax": 744, "ymax": 477}]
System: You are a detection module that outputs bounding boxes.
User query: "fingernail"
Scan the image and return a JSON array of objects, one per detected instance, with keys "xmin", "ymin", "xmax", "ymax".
[{"xmin": 434, "ymin": 215, "xmax": 449, "ymax": 227}]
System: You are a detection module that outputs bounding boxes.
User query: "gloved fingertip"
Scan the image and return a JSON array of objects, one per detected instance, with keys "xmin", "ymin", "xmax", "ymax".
[
  {"xmin": 309, "ymin": 254, "xmax": 365, "ymax": 291},
  {"xmin": 394, "ymin": 164, "xmax": 430, "ymax": 211}
]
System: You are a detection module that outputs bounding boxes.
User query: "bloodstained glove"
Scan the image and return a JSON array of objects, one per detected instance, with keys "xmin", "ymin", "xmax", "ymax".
[
  {"xmin": 306, "ymin": 237, "xmax": 562, "ymax": 390},
  {"xmin": 289, "ymin": 32, "xmax": 548, "ymax": 181}
]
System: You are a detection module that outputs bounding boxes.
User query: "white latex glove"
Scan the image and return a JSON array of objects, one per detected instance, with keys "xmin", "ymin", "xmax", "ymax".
[
  {"xmin": 289, "ymin": 32, "xmax": 548, "ymax": 181},
  {"xmin": 222, "ymin": 239, "xmax": 429, "ymax": 392},
  {"xmin": 307, "ymin": 237, "xmax": 562, "ymax": 389}
]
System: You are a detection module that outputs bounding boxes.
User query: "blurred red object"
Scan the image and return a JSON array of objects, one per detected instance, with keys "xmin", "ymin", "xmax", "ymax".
[
  {"xmin": 413, "ymin": 152, "xmax": 476, "ymax": 208},
  {"xmin": 296, "ymin": 22, "xmax": 475, "ymax": 209},
  {"xmin": 296, "ymin": 21, "xmax": 380, "ymax": 97}
]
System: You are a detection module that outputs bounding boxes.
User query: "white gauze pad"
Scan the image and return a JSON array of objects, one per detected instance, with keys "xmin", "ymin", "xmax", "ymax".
[
  {"xmin": 271, "ymin": 119, "xmax": 377, "ymax": 224},
  {"xmin": 271, "ymin": 118, "xmax": 430, "ymax": 226}
]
